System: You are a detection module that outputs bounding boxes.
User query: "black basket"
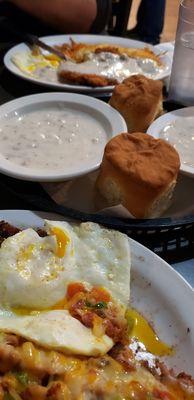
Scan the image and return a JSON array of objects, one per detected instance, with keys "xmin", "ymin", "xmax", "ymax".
[{"xmin": 0, "ymin": 172, "xmax": 194, "ymax": 264}]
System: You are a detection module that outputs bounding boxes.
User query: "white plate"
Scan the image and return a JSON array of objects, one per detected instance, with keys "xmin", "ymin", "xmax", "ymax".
[
  {"xmin": 147, "ymin": 106, "xmax": 194, "ymax": 177},
  {"xmin": 0, "ymin": 92, "xmax": 126, "ymax": 182},
  {"xmin": 0, "ymin": 209, "xmax": 193, "ymax": 375},
  {"xmin": 4, "ymin": 34, "xmax": 172, "ymax": 95}
]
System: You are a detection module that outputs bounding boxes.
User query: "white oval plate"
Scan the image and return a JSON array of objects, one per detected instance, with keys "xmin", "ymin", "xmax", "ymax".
[
  {"xmin": 4, "ymin": 34, "xmax": 171, "ymax": 95},
  {"xmin": 0, "ymin": 92, "xmax": 126, "ymax": 182},
  {"xmin": 1, "ymin": 209, "xmax": 194, "ymax": 375},
  {"xmin": 147, "ymin": 106, "xmax": 194, "ymax": 177}
]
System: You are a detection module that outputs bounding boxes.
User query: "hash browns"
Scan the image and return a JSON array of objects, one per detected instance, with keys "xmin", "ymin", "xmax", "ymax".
[{"xmin": 56, "ymin": 39, "xmax": 162, "ymax": 65}]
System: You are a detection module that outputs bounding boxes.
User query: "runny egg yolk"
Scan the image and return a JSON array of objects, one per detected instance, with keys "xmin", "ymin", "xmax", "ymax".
[
  {"xmin": 126, "ymin": 308, "xmax": 173, "ymax": 356},
  {"xmin": 13, "ymin": 296, "xmax": 68, "ymax": 316},
  {"xmin": 13, "ymin": 307, "xmax": 41, "ymax": 316},
  {"xmin": 44, "ymin": 54, "xmax": 60, "ymax": 65},
  {"xmin": 52, "ymin": 297, "xmax": 67, "ymax": 310},
  {"xmin": 51, "ymin": 227, "xmax": 70, "ymax": 258}
]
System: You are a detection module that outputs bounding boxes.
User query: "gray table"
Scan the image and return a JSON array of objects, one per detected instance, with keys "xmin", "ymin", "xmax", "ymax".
[{"xmin": 174, "ymin": 259, "xmax": 194, "ymax": 288}]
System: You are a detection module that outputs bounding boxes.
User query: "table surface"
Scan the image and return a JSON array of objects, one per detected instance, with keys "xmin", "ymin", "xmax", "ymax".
[
  {"xmin": 0, "ymin": 41, "xmax": 194, "ymax": 290},
  {"xmin": 173, "ymin": 259, "xmax": 194, "ymax": 289}
]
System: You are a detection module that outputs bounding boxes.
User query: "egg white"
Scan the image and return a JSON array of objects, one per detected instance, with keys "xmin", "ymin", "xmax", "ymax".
[
  {"xmin": 45, "ymin": 220, "xmax": 131, "ymax": 306},
  {"xmin": 11, "ymin": 51, "xmax": 59, "ymax": 76},
  {"xmin": 0, "ymin": 310, "xmax": 113, "ymax": 356},
  {"xmin": 0, "ymin": 226, "xmax": 77, "ymax": 309},
  {"xmin": 75, "ymin": 221, "xmax": 131, "ymax": 305}
]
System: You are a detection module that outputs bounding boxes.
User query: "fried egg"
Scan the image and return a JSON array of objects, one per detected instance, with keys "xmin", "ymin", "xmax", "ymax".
[
  {"xmin": 0, "ymin": 220, "xmax": 130, "ymax": 356},
  {"xmin": 12, "ymin": 51, "xmax": 60, "ymax": 76}
]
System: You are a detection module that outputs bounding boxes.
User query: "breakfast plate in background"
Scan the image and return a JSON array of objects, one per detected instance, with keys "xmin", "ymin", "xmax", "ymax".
[
  {"xmin": 0, "ymin": 92, "xmax": 126, "ymax": 182},
  {"xmin": 147, "ymin": 106, "xmax": 194, "ymax": 177},
  {"xmin": 4, "ymin": 34, "xmax": 172, "ymax": 95},
  {"xmin": 0, "ymin": 209, "xmax": 193, "ymax": 376}
]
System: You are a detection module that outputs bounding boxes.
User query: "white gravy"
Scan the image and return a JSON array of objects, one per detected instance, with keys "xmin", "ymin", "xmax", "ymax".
[
  {"xmin": 35, "ymin": 66, "xmax": 58, "ymax": 83},
  {"xmin": 35, "ymin": 52, "xmax": 165, "ymax": 83},
  {"xmin": 160, "ymin": 117, "xmax": 194, "ymax": 168},
  {"xmin": 0, "ymin": 108, "xmax": 107, "ymax": 171}
]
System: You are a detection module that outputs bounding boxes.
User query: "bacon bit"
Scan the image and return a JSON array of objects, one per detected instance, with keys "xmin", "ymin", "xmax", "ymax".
[
  {"xmin": 47, "ymin": 382, "xmax": 70, "ymax": 400},
  {"xmin": 0, "ymin": 385, "xmax": 4, "ymax": 400},
  {"xmin": 36, "ymin": 229, "xmax": 47, "ymax": 237},
  {"xmin": 4, "ymin": 334, "xmax": 20, "ymax": 347},
  {"xmin": 177, "ymin": 372, "xmax": 194, "ymax": 383},
  {"xmin": 66, "ymin": 283, "xmax": 87, "ymax": 300},
  {"xmin": 89, "ymin": 287, "xmax": 111, "ymax": 303},
  {"xmin": 81, "ymin": 312, "xmax": 94, "ymax": 328},
  {"xmin": 0, "ymin": 221, "xmax": 20, "ymax": 238},
  {"xmin": 156, "ymin": 361, "xmax": 175, "ymax": 379},
  {"xmin": 153, "ymin": 388, "xmax": 174, "ymax": 399},
  {"xmin": 0, "ymin": 344, "xmax": 21, "ymax": 373},
  {"xmin": 21, "ymin": 384, "xmax": 47, "ymax": 400},
  {"xmin": 103, "ymin": 319, "xmax": 124, "ymax": 343},
  {"xmin": 109, "ymin": 344, "xmax": 136, "ymax": 372},
  {"xmin": 47, "ymin": 382, "xmax": 62, "ymax": 399},
  {"xmin": 129, "ymin": 381, "xmax": 146, "ymax": 399},
  {"xmin": 70, "ymin": 299, "xmax": 86, "ymax": 319},
  {"xmin": 93, "ymin": 315, "xmax": 106, "ymax": 338}
]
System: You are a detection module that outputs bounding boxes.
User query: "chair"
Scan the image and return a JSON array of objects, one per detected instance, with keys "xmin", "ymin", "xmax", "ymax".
[{"xmin": 108, "ymin": 0, "xmax": 133, "ymax": 36}]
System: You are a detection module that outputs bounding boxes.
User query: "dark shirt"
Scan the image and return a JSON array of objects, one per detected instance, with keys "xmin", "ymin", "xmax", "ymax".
[{"xmin": 0, "ymin": 0, "xmax": 112, "ymax": 43}]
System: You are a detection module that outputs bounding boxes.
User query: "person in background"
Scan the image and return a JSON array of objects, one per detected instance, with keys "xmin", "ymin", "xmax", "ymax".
[
  {"xmin": 127, "ymin": 0, "xmax": 166, "ymax": 45},
  {"xmin": 0, "ymin": 0, "xmax": 111, "ymax": 37}
]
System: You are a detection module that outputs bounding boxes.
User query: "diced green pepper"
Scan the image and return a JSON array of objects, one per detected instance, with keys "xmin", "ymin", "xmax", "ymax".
[
  {"xmin": 85, "ymin": 300, "xmax": 107, "ymax": 309},
  {"xmin": 95, "ymin": 301, "xmax": 107, "ymax": 309},
  {"xmin": 14, "ymin": 371, "xmax": 29, "ymax": 385}
]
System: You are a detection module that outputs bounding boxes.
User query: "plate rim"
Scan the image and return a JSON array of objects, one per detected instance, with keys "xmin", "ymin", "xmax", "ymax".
[
  {"xmin": 0, "ymin": 92, "xmax": 127, "ymax": 182},
  {"xmin": 147, "ymin": 106, "xmax": 194, "ymax": 177},
  {"xmin": 4, "ymin": 33, "xmax": 171, "ymax": 94}
]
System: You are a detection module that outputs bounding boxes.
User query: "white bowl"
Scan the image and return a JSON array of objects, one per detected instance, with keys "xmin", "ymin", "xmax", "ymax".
[
  {"xmin": 0, "ymin": 93, "xmax": 127, "ymax": 182},
  {"xmin": 147, "ymin": 106, "xmax": 194, "ymax": 177}
]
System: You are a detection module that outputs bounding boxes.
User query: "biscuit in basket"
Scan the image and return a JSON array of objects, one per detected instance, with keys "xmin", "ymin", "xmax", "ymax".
[
  {"xmin": 109, "ymin": 74, "xmax": 163, "ymax": 133},
  {"xmin": 96, "ymin": 132, "xmax": 180, "ymax": 218}
]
